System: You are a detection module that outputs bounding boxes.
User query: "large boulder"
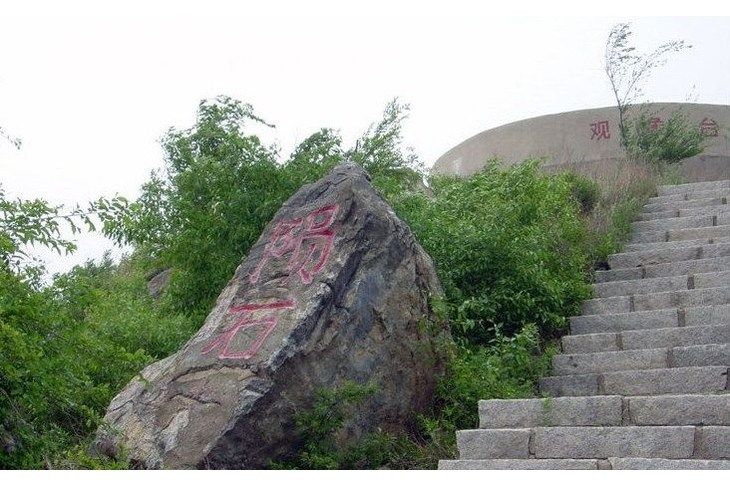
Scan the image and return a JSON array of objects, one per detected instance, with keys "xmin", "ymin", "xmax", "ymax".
[{"xmin": 95, "ymin": 163, "xmax": 449, "ymax": 469}]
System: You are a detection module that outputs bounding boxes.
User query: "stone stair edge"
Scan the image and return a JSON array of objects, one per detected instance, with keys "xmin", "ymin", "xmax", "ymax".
[
  {"xmin": 437, "ymin": 458, "xmax": 730, "ymax": 469},
  {"xmin": 629, "ymin": 224, "xmax": 730, "ymax": 245},
  {"xmin": 570, "ymin": 305, "xmax": 729, "ymax": 336},
  {"xmin": 592, "ymin": 270, "xmax": 730, "ymax": 298},
  {"xmin": 607, "ymin": 241, "xmax": 730, "ymax": 270},
  {"xmin": 636, "ymin": 204, "xmax": 730, "ymax": 222},
  {"xmin": 456, "ymin": 426, "xmax": 729, "ymax": 460},
  {"xmin": 538, "ymin": 365, "xmax": 728, "ymax": 397},
  {"xmin": 631, "ymin": 222, "xmax": 730, "ymax": 239},
  {"xmin": 550, "ymin": 343, "xmax": 729, "ymax": 376},
  {"xmin": 562, "ymin": 323, "xmax": 730, "ymax": 353},
  {"xmin": 594, "ymin": 256, "xmax": 730, "ymax": 283},
  {"xmin": 646, "ymin": 188, "xmax": 730, "ymax": 204},
  {"xmin": 581, "ymin": 285, "xmax": 730, "ymax": 316},
  {"xmin": 657, "ymin": 180, "xmax": 730, "ymax": 195},
  {"xmin": 623, "ymin": 236, "xmax": 730, "ymax": 253},
  {"xmin": 643, "ymin": 197, "xmax": 728, "ymax": 213}
]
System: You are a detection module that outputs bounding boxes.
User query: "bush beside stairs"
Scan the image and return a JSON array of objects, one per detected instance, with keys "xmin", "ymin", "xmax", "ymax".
[{"xmin": 439, "ymin": 179, "xmax": 730, "ymax": 470}]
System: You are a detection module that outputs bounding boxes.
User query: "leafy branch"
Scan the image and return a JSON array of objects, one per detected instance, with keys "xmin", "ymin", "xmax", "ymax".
[
  {"xmin": 0, "ymin": 185, "xmax": 128, "ymax": 271},
  {"xmin": 0, "ymin": 126, "xmax": 21, "ymax": 149}
]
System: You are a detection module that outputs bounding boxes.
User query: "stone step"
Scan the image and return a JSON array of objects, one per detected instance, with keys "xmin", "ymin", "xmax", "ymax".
[
  {"xmin": 581, "ymin": 286, "xmax": 730, "ymax": 316},
  {"xmin": 658, "ymin": 180, "xmax": 730, "ymax": 196},
  {"xmin": 607, "ymin": 242, "xmax": 730, "ymax": 269},
  {"xmin": 456, "ymin": 426, "xmax": 726, "ymax": 459},
  {"xmin": 562, "ymin": 324, "xmax": 730, "ymax": 354},
  {"xmin": 680, "ymin": 204, "xmax": 730, "ymax": 218},
  {"xmin": 438, "ymin": 459, "xmax": 601, "ymax": 469},
  {"xmin": 570, "ymin": 304, "xmax": 729, "ymax": 335},
  {"xmin": 623, "ymin": 236, "xmax": 730, "ymax": 253},
  {"xmin": 595, "ymin": 256, "xmax": 730, "ymax": 283},
  {"xmin": 625, "ymin": 394, "xmax": 730, "ymax": 426},
  {"xmin": 667, "ymin": 222, "xmax": 730, "ymax": 242},
  {"xmin": 533, "ymin": 426, "xmax": 729, "ymax": 460},
  {"xmin": 478, "ymin": 396, "xmax": 622, "ymax": 428},
  {"xmin": 643, "ymin": 196, "xmax": 727, "ymax": 213},
  {"xmin": 636, "ymin": 203, "xmax": 730, "ymax": 222},
  {"xmin": 539, "ymin": 366, "xmax": 728, "ymax": 396},
  {"xmin": 551, "ymin": 344, "xmax": 729, "ymax": 375},
  {"xmin": 632, "ymin": 215, "xmax": 716, "ymax": 233},
  {"xmin": 593, "ymin": 271, "xmax": 730, "ymax": 298},
  {"xmin": 631, "ymin": 224, "xmax": 730, "ymax": 244},
  {"xmin": 478, "ymin": 394, "xmax": 730, "ymax": 428},
  {"xmin": 593, "ymin": 275, "xmax": 687, "ymax": 298},
  {"xmin": 637, "ymin": 209, "xmax": 688, "ymax": 221},
  {"xmin": 647, "ymin": 188, "xmax": 730, "ymax": 204},
  {"xmin": 438, "ymin": 458, "xmax": 730, "ymax": 469},
  {"xmin": 607, "ymin": 458, "xmax": 730, "ymax": 469}
]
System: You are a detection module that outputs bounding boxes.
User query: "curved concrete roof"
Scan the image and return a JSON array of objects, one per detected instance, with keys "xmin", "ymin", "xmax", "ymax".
[{"xmin": 432, "ymin": 103, "xmax": 730, "ymax": 178}]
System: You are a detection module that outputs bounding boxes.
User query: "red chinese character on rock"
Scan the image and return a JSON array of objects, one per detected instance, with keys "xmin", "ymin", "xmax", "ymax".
[
  {"xmin": 590, "ymin": 120, "xmax": 610, "ymax": 140},
  {"xmin": 700, "ymin": 118, "xmax": 719, "ymax": 137},
  {"xmin": 201, "ymin": 299, "xmax": 296, "ymax": 360},
  {"xmin": 250, "ymin": 204, "xmax": 339, "ymax": 285},
  {"xmin": 649, "ymin": 117, "xmax": 663, "ymax": 132}
]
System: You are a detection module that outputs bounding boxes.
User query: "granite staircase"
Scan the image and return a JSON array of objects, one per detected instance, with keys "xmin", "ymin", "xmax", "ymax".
[{"xmin": 439, "ymin": 179, "xmax": 730, "ymax": 470}]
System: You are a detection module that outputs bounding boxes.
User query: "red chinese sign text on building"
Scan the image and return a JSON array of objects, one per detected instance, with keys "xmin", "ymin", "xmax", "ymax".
[
  {"xmin": 700, "ymin": 118, "xmax": 719, "ymax": 137},
  {"xmin": 590, "ymin": 120, "xmax": 611, "ymax": 140}
]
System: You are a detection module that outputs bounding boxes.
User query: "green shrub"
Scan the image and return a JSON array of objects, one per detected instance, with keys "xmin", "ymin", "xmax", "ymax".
[
  {"xmin": 625, "ymin": 110, "xmax": 707, "ymax": 164},
  {"xmin": 435, "ymin": 324, "xmax": 556, "ymax": 430},
  {"xmin": 565, "ymin": 173, "xmax": 601, "ymax": 214},
  {"xmin": 273, "ymin": 381, "xmax": 377, "ymax": 469},
  {"xmin": 0, "ymin": 254, "xmax": 192, "ymax": 468},
  {"xmin": 276, "ymin": 380, "xmax": 452, "ymax": 470},
  {"xmin": 393, "ymin": 160, "xmax": 592, "ymax": 344}
]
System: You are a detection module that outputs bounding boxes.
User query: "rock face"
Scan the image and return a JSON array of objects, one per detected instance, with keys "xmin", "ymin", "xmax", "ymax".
[
  {"xmin": 95, "ymin": 163, "xmax": 449, "ymax": 469},
  {"xmin": 147, "ymin": 268, "xmax": 172, "ymax": 299}
]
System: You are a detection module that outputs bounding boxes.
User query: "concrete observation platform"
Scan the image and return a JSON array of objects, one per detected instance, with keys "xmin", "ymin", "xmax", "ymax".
[{"xmin": 432, "ymin": 103, "xmax": 730, "ymax": 182}]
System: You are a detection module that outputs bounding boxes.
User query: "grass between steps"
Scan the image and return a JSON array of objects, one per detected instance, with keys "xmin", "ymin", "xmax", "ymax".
[{"xmin": 558, "ymin": 157, "xmax": 673, "ymax": 267}]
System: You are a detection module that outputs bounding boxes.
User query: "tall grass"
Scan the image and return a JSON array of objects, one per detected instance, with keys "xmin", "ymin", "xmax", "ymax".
[{"xmin": 553, "ymin": 157, "xmax": 663, "ymax": 267}]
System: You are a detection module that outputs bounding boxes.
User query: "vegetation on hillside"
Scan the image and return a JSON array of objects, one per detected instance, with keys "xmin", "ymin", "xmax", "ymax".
[
  {"xmin": 1, "ymin": 96, "xmax": 665, "ymax": 469},
  {"xmin": 624, "ymin": 109, "xmax": 707, "ymax": 164}
]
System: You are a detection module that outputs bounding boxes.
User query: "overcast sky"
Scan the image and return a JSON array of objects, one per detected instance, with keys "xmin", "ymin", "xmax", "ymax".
[{"xmin": 1, "ymin": 5, "xmax": 729, "ymax": 275}]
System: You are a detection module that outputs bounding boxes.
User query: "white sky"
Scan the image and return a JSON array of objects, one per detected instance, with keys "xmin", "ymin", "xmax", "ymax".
[{"xmin": 1, "ymin": 2, "xmax": 729, "ymax": 276}]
